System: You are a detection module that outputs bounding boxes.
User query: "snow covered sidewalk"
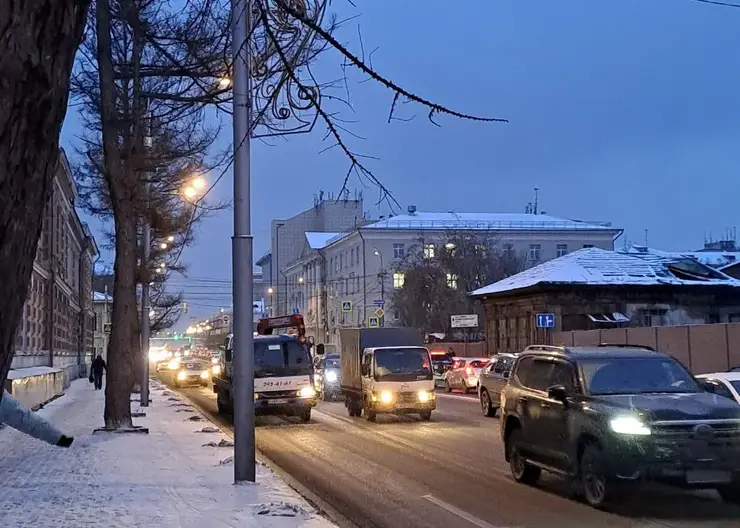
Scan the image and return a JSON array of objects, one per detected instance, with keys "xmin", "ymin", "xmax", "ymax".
[{"xmin": 0, "ymin": 378, "xmax": 335, "ymax": 527}]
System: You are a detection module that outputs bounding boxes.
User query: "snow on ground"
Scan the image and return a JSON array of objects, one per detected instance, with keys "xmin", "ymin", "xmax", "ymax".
[{"xmin": 0, "ymin": 378, "xmax": 335, "ymax": 528}]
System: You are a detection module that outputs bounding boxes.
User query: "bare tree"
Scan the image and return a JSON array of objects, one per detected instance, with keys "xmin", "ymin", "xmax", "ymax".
[
  {"xmin": 393, "ymin": 231, "xmax": 523, "ymax": 336},
  {"xmin": 0, "ymin": 1, "xmax": 92, "ymax": 392}
]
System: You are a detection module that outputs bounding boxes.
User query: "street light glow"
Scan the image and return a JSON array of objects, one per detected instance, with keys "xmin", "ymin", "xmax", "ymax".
[
  {"xmin": 160, "ymin": 243, "xmax": 168, "ymax": 249},
  {"xmin": 298, "ymin": 277, "xmax": 304, "ymax": 284},
  {"xmin": 192, "ymin": 176, "xmax": 206, "ymax": 190},
  {"xmin": 183, "ymin": 186, "xmax": 198, "ymax": 199},
  {"xmin": 218, "ymin": 77, "xmax": 232, "ymax": 89},
  {"xmin": 167, "ymin": 235, "xmax": 175, "ymax": 242},
  {"xmin": 267, "ymin": 287, "xmax": 274, "ymax": 294}
]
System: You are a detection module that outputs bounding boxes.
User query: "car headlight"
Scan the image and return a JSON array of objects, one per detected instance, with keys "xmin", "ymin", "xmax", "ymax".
[
  {"xmin": 168, "ymin": 359, "xmax": 180, "ymax": 370},
  {"xmin": 610, "ymin": 416, "xmax": 651, "ymax": 436},
  {"xmin": 200, "ymin": 371, "xmax": 209, "ymax": 380},
  {"xmin": 325, "ymin": 370, "xmax": 338, "ymax": 382},
  {"xmin": 176, "ymin": 371, "xmax": 187, "ymax": 381},
  {"xmin": 379, "ymin": 390, "xmax": 393, "ymax": 404},
  {"xmin": 211, "ymin": 365, "xmax": 221, "ymax": 375},
  {"xmin": 298, "ymin": 386, "xmax": 316, "ymax": 398},
  {"xmin": 417, "ymin": 390, "xmax": 434, "ymax": 403}
]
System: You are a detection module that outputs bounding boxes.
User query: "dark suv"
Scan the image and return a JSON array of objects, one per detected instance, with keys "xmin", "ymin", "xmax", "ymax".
[{"xmin": 500, "ymin": 344, "xmax": 740, "ymax": 508}]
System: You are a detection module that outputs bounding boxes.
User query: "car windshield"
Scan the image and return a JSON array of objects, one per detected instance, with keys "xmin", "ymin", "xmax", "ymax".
[
  {"xmin": 325, "ymin": 357, "xmax": 340, "ymax": 369},
  {"xmin": 254, "ymin": 341, "xmax": 311, "ymax": 377},
  {"xmin": 374, "ymin": 348, "xmax": 432, "ymax": 381},
  {"xmin": 581, "ymin": 357, "xmax": 700, "ymax": 395},
  {"xmin": 469, "ymin": 360, "xmax": 488, "ymax": 369}
]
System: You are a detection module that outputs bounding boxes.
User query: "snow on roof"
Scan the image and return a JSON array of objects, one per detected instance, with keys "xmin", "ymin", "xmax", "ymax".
[
  {"xmin": 364, "ymin": 212, "xmax": 618, "ymax": 232},
  {"xmin": 471, "ymin": 247, "xmax": 740, "ymax": 297},
  {"xmin": 623, "ymin": 245, "xmax": 740, "ymax": 270},
  {"xmin": 93, "ymin": 291, "xmax": 112, "ymax": 302},
  {"xmin": 305, "ymin": 232, "xmax": 340, "ymax": 249}
]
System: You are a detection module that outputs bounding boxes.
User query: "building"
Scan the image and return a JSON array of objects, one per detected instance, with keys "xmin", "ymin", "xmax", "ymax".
[
  {"xmin": 256, "ymin": 193, "xmax": 367, "ymax": 316},
  {"xmin": 282, "ymin": 210, "xmax": 622, "ymax": 346},
  {"xmin": 92, "ymin": 290, "xmax": 113, "ymax": 360},
  {"xmin": 624, "ymin": 241, "xmax": 740, "ymax": 279},
  {"xmin": 471, "ymin": 247, "xmax": 740, "ymax": 354},
  {"xmin": 12, "ymin": 149, "xmax": 98, "ymax": 382}
]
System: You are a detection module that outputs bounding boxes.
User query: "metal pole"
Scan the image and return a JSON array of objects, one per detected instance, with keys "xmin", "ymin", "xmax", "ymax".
[
  {"xmin": 140, "ymin": 212, "xmax": 151, "ymax": 407},
  {"xmin": 232, "ymin": 0, "xmax": 255, "ymax": 483}
]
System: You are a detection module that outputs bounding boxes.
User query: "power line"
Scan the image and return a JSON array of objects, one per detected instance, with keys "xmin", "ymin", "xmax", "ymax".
[{"xmin": 686, "ymin": 0, "xmax": 740, "ymax": 7}]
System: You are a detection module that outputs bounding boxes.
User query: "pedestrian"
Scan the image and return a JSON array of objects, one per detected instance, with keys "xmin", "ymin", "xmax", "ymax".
[
  {"xmin": 91, "ymin": 354, "xmax": 106, "ymax": 390},
  {"xmin": 0, "ymin": 391, "xmax": 73, "ymax": 447}
]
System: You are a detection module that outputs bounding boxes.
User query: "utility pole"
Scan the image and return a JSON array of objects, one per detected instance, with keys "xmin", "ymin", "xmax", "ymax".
[{"xmin": 232, "ymin": 0, "xmax": 256, "ymax": 483}]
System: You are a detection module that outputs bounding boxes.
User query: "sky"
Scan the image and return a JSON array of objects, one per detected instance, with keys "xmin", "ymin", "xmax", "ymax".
[{"xmin": 61, "ymin": 0, "xmax": 740, "ymax": 324}]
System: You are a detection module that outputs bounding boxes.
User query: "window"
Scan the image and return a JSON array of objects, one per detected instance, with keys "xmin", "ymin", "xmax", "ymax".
[
  {"xmin": 393, "ymin": 309, "xmax": 400, "ymax": 320},
  {"xmin": 339, "ymin": 253, "xmax": 343, "ymax": 270},
  {"xmin": 529, "ymin": 244, "xmax": 541, "ymax": 262},
  {"xmin": 393, "ymin": 243, "xmax": 405, "ymax": 259},
  {"xmin": 583, "ymin": 244, "xmax": 595, "ymax": 249},
  {"xmin": 550, "ymin": 362, "xmax": 576, "ymax": 391},
  {"xmin": 446, "ymin": 273, "xmax": 457, "ymax": 289},
  {"xmin": 704, "ymin": 379, "xmax": 735, "ymax": 401},
  {"xmin": 393, "ymin": 272, "xmax": 405, "ymax": 289},
  {"xmin": 557, "ymin": 244, "xmax": 568, "ymax": 257},
  {"xmin": 444, "ymin": 242, "xmax": 456, "ymax": 256},
  {"xmin": 518, "ymin": 358, "xmax": 552, "ymax": 391},
  {"xmin": 423, "ymin": 244, "xmax": 435, "ymax": 259},
  {"xmin": 502, "ymin": 243, "xmax": 513, "ymax": 253}
]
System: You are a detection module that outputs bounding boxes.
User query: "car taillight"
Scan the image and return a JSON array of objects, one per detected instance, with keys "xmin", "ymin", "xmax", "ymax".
[{"xmin": 466, "ymin": 367, "xmax": 474, "ymax": 376}]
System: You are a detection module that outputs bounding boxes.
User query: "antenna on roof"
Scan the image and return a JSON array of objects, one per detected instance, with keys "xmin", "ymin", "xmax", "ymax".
[
  {"xmin": 644, "ymin": 229, "xmax": 648, "ymax": 247},
  {"xmin": 533, "ymin": 187, "xmax": 539, "ymax": 215}
]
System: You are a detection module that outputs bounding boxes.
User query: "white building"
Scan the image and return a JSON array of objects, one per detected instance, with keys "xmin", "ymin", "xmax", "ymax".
[
  {"xmin": 282, "ymin": 210, "xmax": 623, "ymax": 346},
  {"xmin": 92, "ymin": 290, "xmax": 113, "ymax": 360}
]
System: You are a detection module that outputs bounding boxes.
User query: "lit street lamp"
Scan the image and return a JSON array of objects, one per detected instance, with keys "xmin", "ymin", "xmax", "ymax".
[
  {"xmin": 160, "ymin": 242, "xmax": 168, "ymax": 249},
  {"xmin": 167, "ymin": 235, "xmax": 175, "ymax": 242}
]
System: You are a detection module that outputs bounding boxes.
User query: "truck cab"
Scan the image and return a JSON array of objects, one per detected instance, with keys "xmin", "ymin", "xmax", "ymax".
[{"xmin": 212, "ymin": 315, "xmax": 318, "ymax": 423}]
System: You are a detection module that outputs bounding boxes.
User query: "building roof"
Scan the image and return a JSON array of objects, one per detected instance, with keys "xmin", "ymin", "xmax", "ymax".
[
  {"xmin": 305, "ymin": 232, "xmax": 340, "ymax": 249},
  {"xmin": 362, "ymin": 212, "xmax": 618, "ymax": 232},
  {"xmin": 93, "ymin": 291, "xmax": 113, "ymax": 302},
  {"xmin": 255, "ymin": 251, "xmax": 271, "ymax": 266},
  {"xmin": 623, "ymin": 245, "xmax": 740, "ymax": 270},
  {"xmin": 471, "ymin": 247, "xmax": 740, "ymax": 297}
]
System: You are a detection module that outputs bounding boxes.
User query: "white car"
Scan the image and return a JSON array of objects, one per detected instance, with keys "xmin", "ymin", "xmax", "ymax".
[
  {"xmin": 696, "ymin": 372, "xmax": 740, "ymax": 404},
  {"xmin": 444, "ymin": 357, "xmax": 490, "ymax": 394}
]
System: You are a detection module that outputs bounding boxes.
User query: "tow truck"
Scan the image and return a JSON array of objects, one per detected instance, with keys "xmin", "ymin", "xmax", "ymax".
[{"xmin": 212, "ymin": 314, "xmax": 318, "ymax": 422}]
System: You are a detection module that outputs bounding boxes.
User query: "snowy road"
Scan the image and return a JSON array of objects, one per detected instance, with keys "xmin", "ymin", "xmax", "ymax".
[{"xmin": 178, "ymin": 384, "xmax": 740, "ymax": 528}]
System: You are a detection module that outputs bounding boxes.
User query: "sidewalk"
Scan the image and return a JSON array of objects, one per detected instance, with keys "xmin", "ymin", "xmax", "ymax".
[{"xmin": 0, "ymin": 378, "xmax": 335, "ymax": 527}]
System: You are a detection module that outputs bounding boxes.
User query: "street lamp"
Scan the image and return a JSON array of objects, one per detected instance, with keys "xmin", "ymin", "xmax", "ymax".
[
  {"xmin": 167, "ymin": 235, "xmax": 175, "ymax": 242},
  {"xmin": 218, "ymin": 76, "xmax": 232, "ymax": 89},
  {"xmin": 298, "ymin": 277, "xmax": 304, "ymax": 284},
  {"xmin": 160, "ymin": 242, "xmax": 168, "ymax": 249},
  {"xmin": 192, "ymin": 176, "xmax": 207, "ymax": 190},
  {"xmin": 267, "ymin": 287, "xmax": 274, "ymax": 294}
]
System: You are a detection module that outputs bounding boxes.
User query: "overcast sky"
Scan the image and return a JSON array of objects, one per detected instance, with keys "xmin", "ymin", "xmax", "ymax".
[{"xmin": 61, "ymin": 0, "xmax": 740, "ymax": 323}]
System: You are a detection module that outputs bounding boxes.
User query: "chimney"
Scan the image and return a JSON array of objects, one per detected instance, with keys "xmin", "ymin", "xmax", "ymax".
[{"xmin": 407, "ymin": 205, "xmax": 417, "ymax": 215}]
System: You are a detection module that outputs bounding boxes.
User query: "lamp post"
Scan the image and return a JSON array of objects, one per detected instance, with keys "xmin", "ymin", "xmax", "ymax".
[{"xmin": 231, "ymin": 0, "xmax": 255, "ymax": 483}]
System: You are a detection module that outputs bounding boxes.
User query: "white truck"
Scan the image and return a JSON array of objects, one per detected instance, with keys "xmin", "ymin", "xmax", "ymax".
[
  {"xmin": 339, "ymin": 327, "xmax": 436, "ymax": 422},
  {"xmin": 212, "ymin": 319, "xmax": 317, "ymax": 423}
]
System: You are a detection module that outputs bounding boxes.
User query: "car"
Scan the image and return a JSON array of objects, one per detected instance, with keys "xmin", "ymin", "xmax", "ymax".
[
  {"xmin": 430, "ymin": 350, "xmax": 455, "ymax": 388},
  {"xmin": 171, "ymin": 358, "xmax": 212, "ymax": 388},
  {"xmin": 314, "ymin": 353, "xmax": 341, "ymax": 401},
  {"xmin": 500, "ymin": 344, "xmax": 740, "ymax": 509},
  {"xmin": 478, "ymin": 353, "xmax": 517, "ymax": 417},
  {"xmin": 444, "ymin": 357, "xmax": 489, "ymax": 394},
  {"xmin": 696, "ymin": 372, "xmax": 740, "ymax": 404}
]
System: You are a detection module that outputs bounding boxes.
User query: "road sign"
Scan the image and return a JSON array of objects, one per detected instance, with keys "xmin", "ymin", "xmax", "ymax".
[
  {"xmin": 536, "ymin": 313, "xmax": 555, "ymax": 328},
  {"xmin": 368, "ymin": 317, "xmax": 380, "ymax": 328},
  {"xmin": 293, "ymin": 307, "xmax": 300, "ymax": 315},
  {"xmin": 342, "ymin": 300, "xmax": 352, "ymax": 312},
  {"xmin": 103, "ymin": 323, "xmax": 112, "ymax": 334},
  {"xmin": 374, "ymin": 308, "xmax": 384, "ymax": 318},
  {"xmin": 451, "ymin": 314, "xmax": 478, "ymax": 328},
  {"xmin": 373, "ymin": 299, "xmax": 385, "ymax": 307}
]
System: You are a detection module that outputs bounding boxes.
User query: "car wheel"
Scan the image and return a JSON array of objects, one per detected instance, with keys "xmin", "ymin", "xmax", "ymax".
[
  {"xmin": 419, "ymin": 411, "xmax": 432, "ymax": 421},
  {"xmin": 445, "ymin": 380, "xmax": 452, "ymax": 393},
  {"xmin": 364, "ymin": 403, "xmax": 377, "ymax": 422},
  {"xmin": 480, "ymin": 389, "xmax": 496, "ymax": 417},
  {"xmin": 717, "ymin": 483, "xmax": 740, "ymax": 505},
  {"xmin": 507, "ymin": 429, "xmax": 540, "ymax": 485},
  {"xmin": 580, "ymin": 443, "xmax": 620, "ymax": 508},
  {"xmin": 299, "ymin": 408, "xmax": 311, "ymax": 423}
]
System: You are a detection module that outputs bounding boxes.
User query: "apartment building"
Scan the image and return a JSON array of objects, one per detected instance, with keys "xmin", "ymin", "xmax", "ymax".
[
  {"xmin": 281, "ymin": 209, "xmax": 622, "ymax": 346},
  {"xmin": 12, "ymin": 149, "xmax": 98, "ymax": 382}
]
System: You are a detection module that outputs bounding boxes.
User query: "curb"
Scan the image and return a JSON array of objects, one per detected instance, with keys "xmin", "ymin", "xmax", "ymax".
[{"xmin": 166, "ymin": 384, "xmax": 355, "ymax": 528}]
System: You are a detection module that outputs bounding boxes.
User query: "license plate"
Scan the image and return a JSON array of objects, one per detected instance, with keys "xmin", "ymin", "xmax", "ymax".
[
  {"xmin": 686, "ymin": 469, "xmax": 732, "ymax": 484},
  {"xmin": 398, "ymin": 404, "xmax": 418, "ymax": 409},
  {"xmin": 267, "ymin": 399, "xmax": 289, "ymax": 405}
]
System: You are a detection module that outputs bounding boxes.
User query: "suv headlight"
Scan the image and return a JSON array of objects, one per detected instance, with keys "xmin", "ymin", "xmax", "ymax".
[
  {"xmin": 610, "ymin": 416, "xmax": 651, "ymax": 436},
  {"xmin": 325, "ymin": 370, "xmax": 338, "ymax": 383},
  {"xmin": 176, "ymin": 371, "xmax": 187, "ymax": 381},
  {"xmin": 417, "ymin": 390, "xmax": 434, "ymax": 402}
]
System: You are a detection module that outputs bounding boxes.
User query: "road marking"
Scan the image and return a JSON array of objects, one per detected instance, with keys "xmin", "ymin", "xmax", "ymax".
[
  {"xmin": 437, "ymin": 393, "xmax": 479, "ymax": 403},
  {"xmin": 423, "ymin": 495, "xmax": 510, "ymax": 528}
]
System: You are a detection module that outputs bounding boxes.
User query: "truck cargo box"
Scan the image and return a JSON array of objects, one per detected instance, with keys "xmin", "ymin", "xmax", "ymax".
[{"xmin": 339, "ymin": 327, "xmax": 422, "ymax": 391}]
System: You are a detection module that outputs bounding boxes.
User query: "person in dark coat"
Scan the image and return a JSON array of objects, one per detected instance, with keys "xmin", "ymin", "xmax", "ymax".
[{"xmin": 91, "ymin": 355, "xmax": 106, "ymax": 390}]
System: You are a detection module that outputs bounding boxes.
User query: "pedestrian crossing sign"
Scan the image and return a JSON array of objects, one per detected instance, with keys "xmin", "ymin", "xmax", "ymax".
[
  {"xmin": 342, "ymin": 300, "xmax": 352, "ymax": 312},
  {"xmin": 368, "ymin": 317, "xmax": 379, "ymax": 328}
]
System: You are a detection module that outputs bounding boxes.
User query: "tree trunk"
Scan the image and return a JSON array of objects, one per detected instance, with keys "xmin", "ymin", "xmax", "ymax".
[
  {"xmin": 0, "ymin": 0, "xmax": 90, "ymax": 391},
  {"xmin": 104, "ymin": 207, "xmax": 139, "ymax": 429}
]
